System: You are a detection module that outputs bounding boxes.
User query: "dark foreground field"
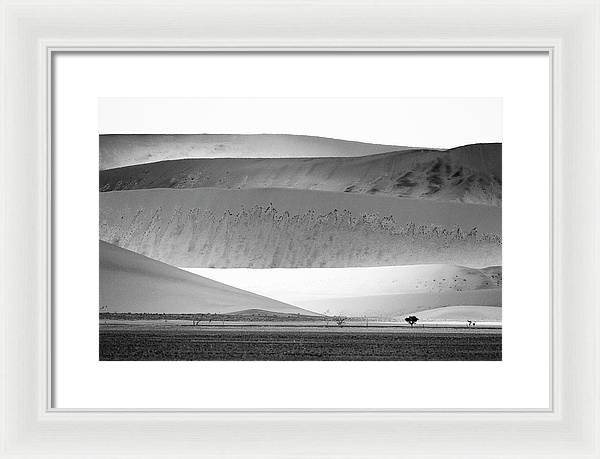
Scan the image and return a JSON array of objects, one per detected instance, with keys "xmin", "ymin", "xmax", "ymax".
[{"xmin": 100, "ymin": 324, "xmax": 501, "ymax": 361}]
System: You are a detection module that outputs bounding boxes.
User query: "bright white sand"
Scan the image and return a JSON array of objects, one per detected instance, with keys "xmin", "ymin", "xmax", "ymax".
[
  {"xmin": 414, "ymin": 305, "xmax": 501, "ymax": 322},
  {"xmin": 183, "ymin": 264, "xmax": 500, "ymax": 303},
  {"xmin": 295, "ymin": 290, "xmax": 501, "ymax": 317},
  {"xmin": 182, "ymin": 265, "xmax": 501, "ymax": 318}
]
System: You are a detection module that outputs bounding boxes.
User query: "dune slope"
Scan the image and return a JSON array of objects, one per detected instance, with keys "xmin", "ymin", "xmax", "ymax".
[
  {"xmin": 100, "ymin": 188, "xmax": 501, "ymax": 268},
  {"xmin": 412, "ymin": 305, "xmax": 501, "ymax": 322},
  {"xmin": 296, "ymin": 289, "xmax": 501, "ymax": 318},
  {"xmin": 99, "ymin": 240, "xmax": 317, "ymax": 315},
  {"xmin": 100, "ymin": 142, "xmax": 501, "ymax": 206},
  {"xmin": 183, "ymin": 264, "xmax": 503, "ymax": 304},
  {"xmin": 480, "ymin": 266, "xmax": 502, "ymax": 287},
  {"xmin": 99, "ymin": 134, "xmax": 409, "ymax": 169}
]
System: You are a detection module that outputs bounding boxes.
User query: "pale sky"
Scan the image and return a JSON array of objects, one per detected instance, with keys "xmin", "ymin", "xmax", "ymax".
[{"xmin": 99, "ymin": 97, "xmax": 501, "ymax": 152}]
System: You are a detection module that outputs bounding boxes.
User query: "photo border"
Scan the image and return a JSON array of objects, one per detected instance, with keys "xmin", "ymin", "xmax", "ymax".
[
  {"xmin": 49, "ymin": 50, "xmax": 550, "ymax": 413},
  {"xmin": 56, "ymin": 59, "xmax": 540, "ymax": 411}
]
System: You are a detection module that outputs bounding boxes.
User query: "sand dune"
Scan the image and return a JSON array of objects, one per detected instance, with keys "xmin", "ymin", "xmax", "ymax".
[
  {"xmin": 99, "ymin": 134, "xmax": 410, "ymax": 170},
  {"xmin": 100, "ymin": 188, "xmax": 501, "ymax": 268},
  {"xmin": 412, "ymin": 305, "xmax": 501, "ymax": 322},
  {"xmin": 295, "ymin": 289, "xmax": 501, "ymax": 318},
  {"xmin": 100, "ymin": 141, "xmax": 501, "ymax": 206},
  {"xmin": 183, "ymin": 264, "xmax": 502, "ymax": 303},
  {"xmin": 228, "ymin": 308, "xmax": 319, "ymax": 317},
  {"xmin": 99, "ymin": 240, "xmax": 316, "ymax": 315},
  {"xmin": 181, "ymin": 264, "xmax": 502, "ymax": 320},
  {"xmin": 480, "ymin": 266, "xmax": 502, "ymax": 287}
]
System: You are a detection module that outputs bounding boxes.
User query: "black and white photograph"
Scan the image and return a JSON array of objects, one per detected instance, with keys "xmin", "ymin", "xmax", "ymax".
[
  {"xmin": 7, "ymin": 1, "xmax": 600, "ymax": 456},
  {"xmin": 99, "ymin": 98, "xmax": 502, "ymax": 361}
]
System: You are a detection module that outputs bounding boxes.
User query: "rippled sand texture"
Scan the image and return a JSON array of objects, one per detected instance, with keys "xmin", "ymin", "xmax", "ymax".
[{"xmin": 100, "ymin": 188, "xmax": 501, "ymax": 268}]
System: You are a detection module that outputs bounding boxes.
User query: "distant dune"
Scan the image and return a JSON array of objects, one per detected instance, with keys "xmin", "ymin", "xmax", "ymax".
[
  {"xmin": 480, "ymin": 266, "xmax": 502, "ymax": 287},
  {"xmin": 183, "ymin": 264, "xmax": 503, "ymax": 304},
  {"xmin": 183, "ymin": 264, "xmax": 502, "ymax": 321},
  {"xmin": 100, "ymin": 141, "xmax": 501, "ymax": 206},
  {"xmin": 296, "ymin": 289, "xmax": 501, "ymax": 318},
  {"xmin": 99, "ymin": 240, "xmax": 317, "ymax": 315},
  {"xmin": 228, "ymin": 308, "xmax": 320, "ymax": 318},
  {"xmin": 100, "ymin": 188, "xmax": 501, "ymax": 268},
  {"xmin": 99, "ymin": 134, "xmax": 410, "ymax": 169},
  {"xmin": 412, "ymin": 305, "xmax": 501, "ymax": 322}
]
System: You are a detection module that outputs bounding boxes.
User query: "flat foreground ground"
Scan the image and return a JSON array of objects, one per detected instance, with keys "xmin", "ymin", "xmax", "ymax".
[{"xmin": 100, "ymin": 323, "xmax": 501, "ymax": 361}]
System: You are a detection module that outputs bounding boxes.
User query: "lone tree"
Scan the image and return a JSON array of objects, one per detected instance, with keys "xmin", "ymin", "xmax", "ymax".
[
  {"xmin": 334, "ymin": 316, "xmax": 348, "ymax": 327},
  {"xmin": 405, "ymin": 315, "xmax": 419, "ymax": 327}
]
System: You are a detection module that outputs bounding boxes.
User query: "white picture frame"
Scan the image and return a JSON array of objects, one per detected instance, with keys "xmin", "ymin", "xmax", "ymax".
[{"xmin": 1, "ymin": 0, "xmax": 598, "ymax": 457}]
